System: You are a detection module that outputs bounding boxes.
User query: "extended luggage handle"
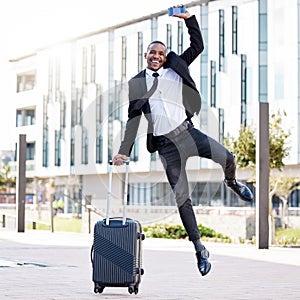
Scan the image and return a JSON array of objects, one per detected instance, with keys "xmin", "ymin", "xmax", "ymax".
[{"xmin": 107, "ymin": 158, "xmax": 130, "ymax": 226}]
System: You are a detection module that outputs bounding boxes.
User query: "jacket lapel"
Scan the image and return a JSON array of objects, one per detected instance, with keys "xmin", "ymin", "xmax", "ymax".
[
  {"xmin": 130, "ymin": 70, "xmax": 150, "ymax": 111},
  {"xmin": 165, "ymin": 51, "xmax": 196, "ymax": 90}
]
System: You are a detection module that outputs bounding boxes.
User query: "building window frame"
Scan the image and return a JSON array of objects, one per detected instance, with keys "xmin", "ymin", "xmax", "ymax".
[
  {"xmin": 16, "ymin": 71, "xmax": 36, "ymax": 93},
  {"xmin": 241, "ymin": 54, "xmax": 247, "ymax": 126},
  {"xmin": 210, "ymin": 60, "xmax": 216, "ymax": 107},
  {"xmin": 54, "ymin": 130, "xmax": 61, "ymax": 166},
  {"xmin": 219, "ymin": 9, "xmax": 225, "ymax": 71},
  {"xmin": 232, "ymin": 6, "xmax": 238, "ymax": 54}
]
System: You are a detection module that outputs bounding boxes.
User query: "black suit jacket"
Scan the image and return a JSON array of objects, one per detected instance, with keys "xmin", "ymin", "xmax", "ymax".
[{"xmin": 119, "ymin": 15, "xmax": 204, "ymax": 156}]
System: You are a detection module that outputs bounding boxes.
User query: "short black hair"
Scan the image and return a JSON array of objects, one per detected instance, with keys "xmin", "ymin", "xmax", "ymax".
[{"xmin": 147, "ymin": 40, "xmax": 166, "ymax": 51}]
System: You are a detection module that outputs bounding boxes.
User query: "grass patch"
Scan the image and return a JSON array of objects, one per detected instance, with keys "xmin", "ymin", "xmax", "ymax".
[
  {"xmin": 275, "ymin": 227, "xmax": 300, "ymax": 246},
  {"xmin": 25, "ymin": 217, "xmax": 82, "ymax": 233}
]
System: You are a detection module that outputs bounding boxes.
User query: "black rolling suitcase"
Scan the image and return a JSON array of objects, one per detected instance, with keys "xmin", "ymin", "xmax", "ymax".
[{"xmin": 91, "ymin": 159, "xmax": 145, "ymax": 295}]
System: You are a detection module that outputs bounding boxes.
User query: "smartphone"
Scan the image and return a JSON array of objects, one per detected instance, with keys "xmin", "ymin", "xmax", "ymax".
[{"xmin": 168, "ymin": 5, "xmax": 186, "ymax": 16}]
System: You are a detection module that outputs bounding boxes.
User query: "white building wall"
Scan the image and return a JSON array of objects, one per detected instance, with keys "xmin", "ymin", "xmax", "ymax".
[{"xmin": 9, "ymin": 0, "xmax": 300, "ymax": 211}]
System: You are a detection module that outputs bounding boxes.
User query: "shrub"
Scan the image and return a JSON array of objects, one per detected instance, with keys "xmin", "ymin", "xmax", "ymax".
[{"xmin": 143, "ymin": 223, "xmax": 231, "ymax": 242}]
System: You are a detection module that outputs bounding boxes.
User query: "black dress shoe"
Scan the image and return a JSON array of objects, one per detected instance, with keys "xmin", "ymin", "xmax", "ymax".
[
  {"xmin": 196, "ymin": 249, "xmax": 211, "ymax": 276},
  {"xmin": 224, "ymin": 178, "xmax": 254, "ymax": 202}
]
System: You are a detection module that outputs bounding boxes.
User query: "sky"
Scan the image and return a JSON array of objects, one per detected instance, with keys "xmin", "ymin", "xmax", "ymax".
[{"xmin": 0, "ymin": 0, "xmax": 191, "ymax": 150}]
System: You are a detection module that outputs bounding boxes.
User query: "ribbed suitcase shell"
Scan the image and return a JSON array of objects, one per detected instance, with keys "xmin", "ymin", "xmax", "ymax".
[{"xmin": 92, "ymin": 217, "xmax": 143, "ymax": 293}]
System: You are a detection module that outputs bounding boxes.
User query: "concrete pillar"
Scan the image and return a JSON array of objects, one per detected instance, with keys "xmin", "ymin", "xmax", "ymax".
[
  {"xmin": 16, "ymin": 134, "xmax": 26, "ymax": 232},
  {"xmin": 256, "ymin": 102, "xmax": 269, "ymax": 249}
]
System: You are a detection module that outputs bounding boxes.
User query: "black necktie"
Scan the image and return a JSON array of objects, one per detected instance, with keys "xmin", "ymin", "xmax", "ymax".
[{"xmin": 144, "ymin": 72, "xmax": 159, "ymax": 99}]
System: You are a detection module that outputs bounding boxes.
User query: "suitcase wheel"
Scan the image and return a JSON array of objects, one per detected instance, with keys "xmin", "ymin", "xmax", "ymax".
[
  {"xmin": 94, "ymin": 283, "xmax": 105, "ymax": 294},
  {"xmin": 137, "ymin": 268, "xmax": 144, "ymax": 275},
  {"xmin": 137, "ymin": 232, "xmax": 145, "ymax": 240},
  {"xmin": 128, "ymin": 286, "xmax": 139, "ymax": 295}
]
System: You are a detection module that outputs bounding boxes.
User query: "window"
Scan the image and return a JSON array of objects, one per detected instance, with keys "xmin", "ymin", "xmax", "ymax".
[
  {"xmin": 17, "ymin": 71, "xmax": 36, "ymax": 92},
  {"xmin": 177, "ymin": 21, "xmax": 183, "ymax": 54},
  {"xmin": 26, "ymin": 109, "xmax": 35, "ymax": 125},
  {"xmin": 219, "ymin": 9, "xmax": 225, "ymax": 71},
  {"xmin": 60, "ymin": 99, "xmax": 66, "ymax": 130},
  {"xmin": 241, "ymin": 54, "xmax": 247, "ymax": 126},
  {"xmin": 210, "ymin": 60, "xmax": 216, "ymax": 107},
  {"xmin": 218, "ymin": 108, "xmax": 224, "ymax": 143},
  {"xmin": 121, "ymin": 36, "xmax": 127, "ymax": 83},
  {"xmin": 129, "ymin": 182, "xmax": 174, "ymax": 206},
  {"xmin": 191, "ymin": 182, "xmax": 223, "ymax": 206},
  {"xmin": 191, "ymin": 181, "xmax": 251, "ymax": 207},
  {"xmin": 289, "ymin": 189, "xmax": 300, "ymax": 207},
  {"xmin": 82, "ymin": 127, "xmax": 88, "ymax": 164},
  {"xmin": 70, "ymin": 128, "xmax": 75, "ymax": 166},
  {"xmin": 96, "ymin": 84, "xmax": 103, "ymax": 164},
  {"xmin": 91, "ymin": 45, "xmax": 96, "ymax": 83},
  {"xmin": 232, "ymin": 6, "xmax": 238, "ymax": 54},
  {"xmin": 82, "ymin": 47, "xmax": 87, "ymax": 85},
  {"xmin": 26, "ymin": 142, "xmax": 35, "ymax": 160},
  {"xmin": 43, "ymin": 96, "xmax": 48, "ymax": 167},
  {"xmin": 131, "ymin": 139, "xmax": 139, "ymax": 162},
  {"xmin": 76, "ymin": 88, "xmax": 83, "ymax": 125},
  {"xmin": 138, "ymin": 32, "xmax": 143, "ymax": 72},
  {"xmin": 16, "ymin": 110, "xmax": 22, "ymax": 127},
  {"xmin": 54, "ymin": 130, "xmax": 61, "ymax": 166},
  {"xmin": 16, "ymin": 108, "xmax": 35, "ymax": 126},
  {"xmin": 96, "ymin": 135, "xmax": 103, "ymax": 164},
  {"xmin": 166, "ymin": 24, "xmax": 172, "ymax": 52}
]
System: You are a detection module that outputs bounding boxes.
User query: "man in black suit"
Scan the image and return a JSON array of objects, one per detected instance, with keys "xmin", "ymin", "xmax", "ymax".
[{"xmin": 113, "ymin": 8, "xmax": 253, "ymax": 276}]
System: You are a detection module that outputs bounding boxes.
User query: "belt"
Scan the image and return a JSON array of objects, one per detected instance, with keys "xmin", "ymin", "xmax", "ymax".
[{"xmin": 158, "ymin": 120, "xmax": 191, "ymax": 140}]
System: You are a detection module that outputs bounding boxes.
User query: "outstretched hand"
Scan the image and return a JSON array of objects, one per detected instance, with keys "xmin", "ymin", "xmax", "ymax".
[{"xmin": 172, "ymin": 5, "xmax": 190, "ymax": 19}]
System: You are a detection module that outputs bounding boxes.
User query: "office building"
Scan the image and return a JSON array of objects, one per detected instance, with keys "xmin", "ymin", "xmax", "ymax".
[{"xmin": 9, "ymin": 0, "xmax": 300, "ymax": 221}]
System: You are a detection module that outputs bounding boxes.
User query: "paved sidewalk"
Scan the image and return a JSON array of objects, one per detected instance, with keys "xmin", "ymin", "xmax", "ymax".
[{"xmin": 0, "ymin": 230, "xmax": 299, "ymax": 299}]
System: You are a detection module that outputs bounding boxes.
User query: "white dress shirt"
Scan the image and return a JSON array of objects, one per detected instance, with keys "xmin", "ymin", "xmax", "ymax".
[{"xmin": 146, "ymin": 68, "xmax": 186, "ymax": 136}]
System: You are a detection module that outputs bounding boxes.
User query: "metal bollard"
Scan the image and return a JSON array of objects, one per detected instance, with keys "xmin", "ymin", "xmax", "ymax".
[{"xmin": 2, "ymin": 215, "xmax": 5, "ymax": 228}]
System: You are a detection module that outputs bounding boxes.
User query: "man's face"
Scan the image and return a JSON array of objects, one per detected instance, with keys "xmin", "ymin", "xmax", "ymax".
[{"xmin": 144, "ymin": 43, "xmax": 167, "ymax": 71}]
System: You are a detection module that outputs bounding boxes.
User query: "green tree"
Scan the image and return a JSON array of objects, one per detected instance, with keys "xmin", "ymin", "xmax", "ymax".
[
  {"xmin": 225, "ymin": 110, "xmax": 290, "ymax": 171},
  {"xmin": 224, "ymin": 110, "xmax": 293, "ymax": 244},
  {"xmin": 0, "ymin": 165, "xmax": 16, "ymax": 192}
]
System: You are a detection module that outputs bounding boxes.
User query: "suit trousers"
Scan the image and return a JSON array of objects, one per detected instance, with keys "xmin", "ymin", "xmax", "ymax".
[{"xmin": 156, "ymin": 122, "xmax": 236, "ymax": 241}]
